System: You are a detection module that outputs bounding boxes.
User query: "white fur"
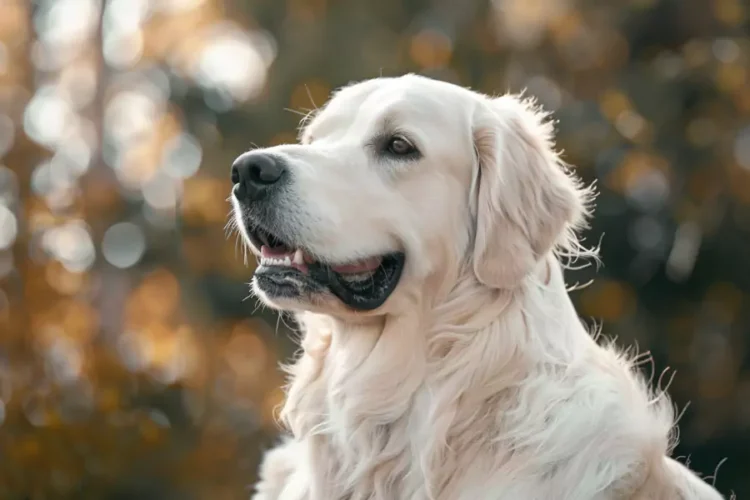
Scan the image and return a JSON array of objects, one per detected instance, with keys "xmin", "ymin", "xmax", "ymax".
[{"xmin": 236, "ymin": 75, "xmax": 725, "ymax": 499}]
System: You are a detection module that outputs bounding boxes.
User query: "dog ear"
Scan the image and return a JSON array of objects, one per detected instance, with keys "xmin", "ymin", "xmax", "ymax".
[{"xmin": 471, "ymin": 95, "xmax": 588, "ymax": 289}]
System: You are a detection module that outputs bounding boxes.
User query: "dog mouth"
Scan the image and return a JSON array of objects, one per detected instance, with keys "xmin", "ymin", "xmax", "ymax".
[{"xmin": 248, "ymin": 226, "xmax": 405, "ymax": 311}]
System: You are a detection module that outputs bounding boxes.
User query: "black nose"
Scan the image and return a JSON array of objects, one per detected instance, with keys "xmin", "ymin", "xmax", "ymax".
[{"xmin": 231, "ymin": 152, "xmax": 286, "ymax": 201}]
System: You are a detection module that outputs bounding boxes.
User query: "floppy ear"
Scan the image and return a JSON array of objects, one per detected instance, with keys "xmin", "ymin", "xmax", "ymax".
[{"xmin": 471, "ymin": 94, "xmax": 588, "ymax": 289}]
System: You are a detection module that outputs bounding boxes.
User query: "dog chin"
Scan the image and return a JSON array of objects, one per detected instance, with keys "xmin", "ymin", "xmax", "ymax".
[
  {"xmin": 251, "ymin": 279, "xmax": 370, "ymax": 318},
  {"xmin": 251, "ymin": 281, "xmax": 329, "ymax": 311}
]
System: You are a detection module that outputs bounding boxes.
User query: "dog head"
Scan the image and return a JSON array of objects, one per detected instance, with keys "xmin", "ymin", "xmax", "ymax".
[{"xmin": 230, "ymin": 75, "xmax": 588, "ymax": 316}]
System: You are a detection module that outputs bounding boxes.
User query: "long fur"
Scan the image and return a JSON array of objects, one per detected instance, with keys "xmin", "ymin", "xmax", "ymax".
[{"xmin": 237, "ymin": 75, "xmax": 724, "ymax": 500}]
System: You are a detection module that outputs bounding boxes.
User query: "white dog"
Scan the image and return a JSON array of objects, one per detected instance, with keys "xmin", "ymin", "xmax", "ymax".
[{"xmin": 229, "ymin": 74, "xmax": 725, "ymax": 499}]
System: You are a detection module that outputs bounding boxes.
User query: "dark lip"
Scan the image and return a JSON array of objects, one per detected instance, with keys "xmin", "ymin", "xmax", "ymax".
[
  {"xmin": 318, "ymin": 252, "xmax": 405, "ymax": 310},
  {"xmin": 254, "ymin": 252, "xmax": 406, "ymax": 311},
  {"xmin": 254, "ymin": 266, "xmax": 327, "ymax": 299},
  {"xmin": 242, "ymin": 218, "xmax": 405, "ymax": 311}
]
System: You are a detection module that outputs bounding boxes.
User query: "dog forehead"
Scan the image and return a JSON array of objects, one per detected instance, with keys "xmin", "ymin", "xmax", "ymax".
[
  {"xmin": 351, "ymin": 76, "xmax": 469, "ymax": 112},
  {"xmin": 310, "ymin": 76, "xmax": 473, "ymax": 137}
]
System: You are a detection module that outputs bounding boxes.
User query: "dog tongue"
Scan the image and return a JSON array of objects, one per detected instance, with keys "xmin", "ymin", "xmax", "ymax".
[{"xmin": 330, "ymin": 256, "xmax": 382, "ymax": 274}]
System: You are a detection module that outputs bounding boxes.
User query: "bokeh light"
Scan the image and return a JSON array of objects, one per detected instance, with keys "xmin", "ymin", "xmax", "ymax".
[
  {"xmin": 101, "ymin": 222, "xmax": 146, "ymax": 269},
  {"xmin": 0, "ymin": 205, "xmax": 17, "ymax": 250}
]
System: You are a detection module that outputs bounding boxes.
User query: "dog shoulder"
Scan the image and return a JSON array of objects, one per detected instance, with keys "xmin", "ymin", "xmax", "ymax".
[
  {"xmin": 485, "ymin": 342, "xmax": 676, "ymax": 498},
  {"xmin": 548, "ymin": 342, "xmax": 678, "ymax": 497}
]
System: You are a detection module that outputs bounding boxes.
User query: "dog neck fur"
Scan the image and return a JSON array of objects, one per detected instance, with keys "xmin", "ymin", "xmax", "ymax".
[{"xmin": 277, "ymin": 251, "xmax": 648, "ymax": 499}]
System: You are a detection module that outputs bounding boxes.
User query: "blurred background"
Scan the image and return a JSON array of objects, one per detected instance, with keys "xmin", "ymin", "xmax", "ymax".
[{"xmin": 0, "ymin": 0, "xmax": 748, "ymax": 498}]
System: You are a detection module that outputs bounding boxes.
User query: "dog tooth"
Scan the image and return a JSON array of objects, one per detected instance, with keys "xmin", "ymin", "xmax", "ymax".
[
  {"xmin": 293, "ymin": 249, "xmax": 304, "ymax": 265},
  {"xmin": 283, "ymin": 256, "xmax": 291, "ymax": 266}
]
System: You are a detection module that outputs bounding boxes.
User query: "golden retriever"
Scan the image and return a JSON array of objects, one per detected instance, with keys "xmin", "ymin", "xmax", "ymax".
[{"xmin": 229, "ymin": 75, "xmax": 724, "ymax": 499}]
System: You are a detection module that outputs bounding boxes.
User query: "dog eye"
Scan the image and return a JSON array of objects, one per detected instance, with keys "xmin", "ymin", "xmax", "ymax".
[{"xmin": 386, "ymin": 135, "xmax": 417, "ymax": 156}]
